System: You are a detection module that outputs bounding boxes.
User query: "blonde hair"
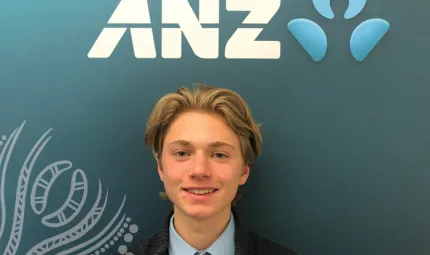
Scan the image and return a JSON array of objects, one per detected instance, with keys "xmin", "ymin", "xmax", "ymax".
[{"xmin": 144, "ymin": 83, "xmax": 262, "ymax": 204}]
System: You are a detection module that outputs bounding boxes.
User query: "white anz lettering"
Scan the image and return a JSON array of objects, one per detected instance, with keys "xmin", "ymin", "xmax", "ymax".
[
  {"xmin": 88, "ymin": 0, "xmax": 280, "ymax": 59},
  {"xmin": 88, "ymin": 0, "xmax": 155, "ymax": 58},
  {"xmin": 225, "ymin": 0, "xmax": 281, "ymax": 59},
  {"xmin": 161, "ymin": 0, "xmax": 219, "ymax": 59}
]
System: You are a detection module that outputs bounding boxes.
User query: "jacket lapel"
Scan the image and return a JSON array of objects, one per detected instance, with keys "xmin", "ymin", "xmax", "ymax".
[
  {"xmin": 146, "ymin": 210, "xmax": 172, "ymax": 255},
  {"xmin": 232, "ymin": 207, "xmax": 255, "ymax": 255}
]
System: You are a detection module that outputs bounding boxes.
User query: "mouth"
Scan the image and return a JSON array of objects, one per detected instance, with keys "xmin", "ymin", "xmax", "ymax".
[{"xmin": 183, "ymin": 188, "xmax": 218, "ymax": 195}]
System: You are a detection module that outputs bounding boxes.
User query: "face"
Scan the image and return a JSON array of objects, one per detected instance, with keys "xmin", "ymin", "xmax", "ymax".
[{"xmin": 158, "ymin": 110, "xmax": 250, "ymax": 219}]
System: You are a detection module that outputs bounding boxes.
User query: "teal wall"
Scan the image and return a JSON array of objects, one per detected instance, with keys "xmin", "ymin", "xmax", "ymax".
[{"xmin": 1, "ymin": 0, "xmax": 429, "ymax": 254}]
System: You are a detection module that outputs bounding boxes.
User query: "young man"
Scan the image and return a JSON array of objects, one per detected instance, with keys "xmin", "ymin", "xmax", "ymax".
[{"xmin": 118, "ymin": 84, "xmax": 299, "ymax": 255}]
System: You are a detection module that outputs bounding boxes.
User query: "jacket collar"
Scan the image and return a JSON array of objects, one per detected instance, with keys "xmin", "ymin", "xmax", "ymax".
[{"xmin": 148, "ymin": 206, "xmax": 255, "ymax": 255}]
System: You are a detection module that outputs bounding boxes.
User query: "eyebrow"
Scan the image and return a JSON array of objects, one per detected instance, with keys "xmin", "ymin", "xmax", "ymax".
[{"xmin": 167, "ymin": 140, "xmax": 236, "ymax": 151}]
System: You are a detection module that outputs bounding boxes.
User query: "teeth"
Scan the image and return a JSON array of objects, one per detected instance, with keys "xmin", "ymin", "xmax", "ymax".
[{"xmin": 187, "ymin": 189, "xmax": 215, "ymax": 195}]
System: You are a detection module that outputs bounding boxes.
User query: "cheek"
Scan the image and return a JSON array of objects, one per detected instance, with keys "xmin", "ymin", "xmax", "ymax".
[
  {"xmin": 162, "ymin": 158, "xmax": 185, "ymax": 183},
  {"xmin": 217, "ymin": 165, "xmax": 243, "ymax": 183}
]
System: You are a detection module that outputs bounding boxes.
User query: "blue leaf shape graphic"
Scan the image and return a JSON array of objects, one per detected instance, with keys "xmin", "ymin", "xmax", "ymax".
[
  {"xmin": 288, "ymin": 19, "xmax": 328, "ymax": 62},
  {"xmin": 312, "ymin": 0, "xmax": 334, "ymax": 19},
  {"xmin": 350, "ymin": 18, "xmax": 390, "ymax": 62},
  {"xmin": 344, "ymin": 0, "xmax": 367, "ymax": 19}
]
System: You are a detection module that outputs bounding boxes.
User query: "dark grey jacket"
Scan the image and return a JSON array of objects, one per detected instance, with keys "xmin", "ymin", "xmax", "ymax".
[{"xmin": 113, "ymin": 208, "xmax": 300, "ymax": 255}]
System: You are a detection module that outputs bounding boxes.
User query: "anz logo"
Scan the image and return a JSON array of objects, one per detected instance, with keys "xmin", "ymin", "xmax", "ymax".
[
  {"xmin": 88, "ymin": 0, "xmax": 390, "ymax": 62},
  {"xmin": 288, "ymin": 0, "xmax": 390, "ymax": 62}
]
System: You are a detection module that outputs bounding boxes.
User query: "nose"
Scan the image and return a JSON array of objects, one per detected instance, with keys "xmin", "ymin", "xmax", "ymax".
[{"xmin": 188, "ymin": 152, "xmax": 211, "ymax": 179}]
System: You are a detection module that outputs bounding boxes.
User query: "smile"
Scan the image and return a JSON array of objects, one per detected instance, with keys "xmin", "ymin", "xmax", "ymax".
[{"xmin": 185, "ymin": 189, "xmax": 217, "ymax": 195}]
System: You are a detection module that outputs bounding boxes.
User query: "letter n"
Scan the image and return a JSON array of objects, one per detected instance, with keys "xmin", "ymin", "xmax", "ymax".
[{"xmin": 161, "ymin": 0, "xmax": 219, "ymax": 59}]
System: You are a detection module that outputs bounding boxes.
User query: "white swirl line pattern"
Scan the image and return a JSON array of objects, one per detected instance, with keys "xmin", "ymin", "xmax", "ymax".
[
  {"xmin": 26, "ymin": 181, "xmax": 108, "ymax": 255},
  {"xmin": 57, "ymin": 195, "xmax": 127, "ymax": 255},
  {"xmin": 41, "ymin": 169, "xmax": 88, "ymax": 228},
  {"xmin": 3, "ymin": 128, "xmax": 53, "ymax": 255},
  {"xmin": 0, "ymin": 121, "xmax": 140, "ymax": 255},
  {"xmin": 79, "ymin": 214, "xmax": 127, "ymax": 255},
  {"xmin": 0, "ymin": 122, "xmax": 25, "ymax": 240},
  {"xmin": 30, "ymin": 160, "xmax": 73, "ymax": 215}
]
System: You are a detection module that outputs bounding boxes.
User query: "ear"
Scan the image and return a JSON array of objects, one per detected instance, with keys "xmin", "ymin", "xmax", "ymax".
[
  {"xmin": 239, "ymin": 165, "xmax": 251, "ymax": 185},
  {"xmin": 156, "ymin": 156, "xmax": 164, "ymax": 182}
]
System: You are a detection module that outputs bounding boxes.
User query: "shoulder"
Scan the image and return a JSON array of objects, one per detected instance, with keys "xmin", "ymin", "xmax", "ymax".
[{"xmin": 249, "ymin": 230, "xmax": 301, "ymax": 255}]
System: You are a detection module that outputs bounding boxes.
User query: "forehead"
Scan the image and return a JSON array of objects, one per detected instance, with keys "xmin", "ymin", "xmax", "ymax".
[{"xmin": 163, "ymin": 110, "xmax": 240, "ymax": 148}]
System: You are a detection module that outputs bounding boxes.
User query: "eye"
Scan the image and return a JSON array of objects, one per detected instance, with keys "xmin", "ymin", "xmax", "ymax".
[
  {"xmin": 173, "ymin": 151, "xmax": 189, "ymax": 157},
  {"xmin": 213, "ymin": 153, "xmax": 228, "ymax": 159}
]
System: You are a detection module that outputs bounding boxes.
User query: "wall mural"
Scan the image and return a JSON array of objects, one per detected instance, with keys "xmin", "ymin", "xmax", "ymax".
[{"xmin": 0, "ymin": 122, "xmax": 138, "ymax": 255}]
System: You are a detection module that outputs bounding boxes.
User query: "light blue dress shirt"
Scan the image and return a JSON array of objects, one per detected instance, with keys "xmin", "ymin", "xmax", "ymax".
[{"xmin": 168, "ymin": 212, "xmax": 235, "ymax": 255}]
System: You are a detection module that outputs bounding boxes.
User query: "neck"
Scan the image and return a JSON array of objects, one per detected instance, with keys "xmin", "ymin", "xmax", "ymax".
[{"xmin": 172, "ymin": 206, "xmax": 232, "ymax": 251}]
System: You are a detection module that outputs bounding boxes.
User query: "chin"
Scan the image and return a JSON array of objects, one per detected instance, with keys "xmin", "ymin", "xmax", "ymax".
[
  {"xmin": 177, "ymin": 202, "xmax": 232, "ymax": 220},
  {"xmin": 182, "ymin": 205, "xmax": 216, "ymax": 219}
]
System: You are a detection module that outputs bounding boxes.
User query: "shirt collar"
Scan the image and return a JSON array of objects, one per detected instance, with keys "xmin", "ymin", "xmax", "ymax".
[{"xmin": 168, "ymin": 212, "xmax": 236, "ymax": 255}]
